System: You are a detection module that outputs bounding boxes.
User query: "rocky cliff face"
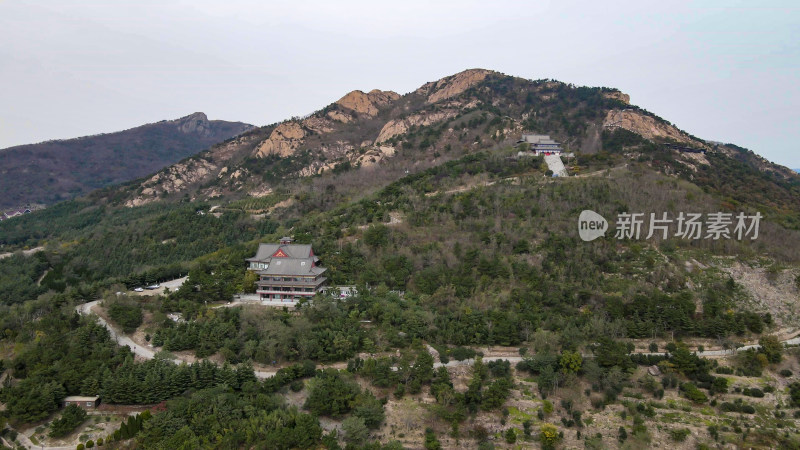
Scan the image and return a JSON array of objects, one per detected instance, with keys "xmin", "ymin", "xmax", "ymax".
[
  {"xmin": 375, "ymin": 99, "xmax": 478, "ymax": 144},
  {"xmin": 175, "ymin": 112, "xmax": 214, "ymax": 137},
  {"xmin": 124, "ymin": 128, "xmax": 267, "ymax": 207},
  {"xmin": 254, "ymin": 122, "xmax": 307, "ymax": 158},
  {"xmin": 334, "ymin": 89, "xmax": 400, "ymax": 118},
  {"xmin": 252, "ymin": 89, "xmax": 401, "ymax": 159},
  {"xmin": 418, "ymin": 69, "xmax": 493, "ymax": 103},
  {"xmin": 602, "ymin": 91, "xmax": 630, "ymax": 105},
  {"xmin": 603, "ymin": 109, "xmax": 701, "ymax": 146}
]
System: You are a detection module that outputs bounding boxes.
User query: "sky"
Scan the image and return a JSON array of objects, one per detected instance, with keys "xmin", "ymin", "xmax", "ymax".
[{"xmin": 1, "ymin": 0, "xmax": 799, "ymax": 168}]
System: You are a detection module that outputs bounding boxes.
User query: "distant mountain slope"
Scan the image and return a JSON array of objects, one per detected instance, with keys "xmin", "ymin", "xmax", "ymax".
[
  {"xmin": 0, "ymin": 113, "xmax": 253, "ymax": 208},
  {"xmin": 112, "ymin": 69, "xmax": 800, "ymax": 228}
]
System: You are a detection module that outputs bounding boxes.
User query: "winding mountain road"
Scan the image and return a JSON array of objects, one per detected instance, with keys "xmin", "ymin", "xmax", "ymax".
[
  {"xmin": 76, "ymin": 301, "xmax": 277, "ymax": 379},
  {"xmin": 77, "ymin": 299, "xmax": 800, "ymax": 376}
]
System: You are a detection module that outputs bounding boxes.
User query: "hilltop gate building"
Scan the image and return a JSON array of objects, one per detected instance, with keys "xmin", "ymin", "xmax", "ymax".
[{"xmin": 247, "ymin": 238, "xmax": 327, "ymax": 302}]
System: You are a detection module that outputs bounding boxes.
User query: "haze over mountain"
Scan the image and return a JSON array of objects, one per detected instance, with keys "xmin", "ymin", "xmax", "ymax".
[{"xmin": 0, "ymin": 113, "xmax": 252, "ymax": 209}]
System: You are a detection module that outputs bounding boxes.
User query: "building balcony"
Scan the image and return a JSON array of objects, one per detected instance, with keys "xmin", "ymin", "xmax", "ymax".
[
  {"xmin": 257, "ymin": 277, "xmax": 327, "ymax": 287},
  {"xmin": 256, "ymin": 289, "xmax": 317, "ymax": 297}
]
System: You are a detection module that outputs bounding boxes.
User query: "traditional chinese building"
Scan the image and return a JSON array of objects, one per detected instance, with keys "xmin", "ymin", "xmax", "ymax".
[
  {"xmin": 518, "ymin": 133, "xmax": 563, "ymax": 156},
  {"xmin": 246, "ymin": 237, "xmax": 327, "ymax": 302}
]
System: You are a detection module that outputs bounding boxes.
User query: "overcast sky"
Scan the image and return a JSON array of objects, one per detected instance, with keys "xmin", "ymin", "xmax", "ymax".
[{"xmin": 1, "ymin": 0, "xmax": 798, "ymax": 167}]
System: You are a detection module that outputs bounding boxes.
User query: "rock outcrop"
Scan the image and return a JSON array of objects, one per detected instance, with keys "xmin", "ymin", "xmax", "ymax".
[
  {"xmin": 254, "ymin": 122, "xmax": 306, "ymax": 157},
  {"xmin": 374, "ymin": 100, "xmax": 477, "ymax": 144},
  {"xmin": 602, "ymin": 91, "xmax": 631, "ymax": 105},
  {"xmin": 125, "ymin": 158, "xmax": 217, "ymax": 207},
  {"xmin": 326, "ymin": 110, "xmax": 353, "ymax": 123},
  {"xmin": 335, "ymin": 89, "xmax": 400, "ymax": 117},
  {"xmin": 421, "ymin": 69, "xmax": 493, "ymax": 104},
  {"xmin": 124, "ymin": 132, "xmax": 264, "ymax": 207},
  {"xmin": 175, "ymin": 112, "xmax": 214, "ymax": 137},
  {"xmin": 603, "ymin": 109, "xmax": 700, "ymax": 146}
]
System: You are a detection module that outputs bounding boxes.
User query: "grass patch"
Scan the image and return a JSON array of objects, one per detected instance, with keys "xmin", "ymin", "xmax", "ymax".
[{"xmin": 507, "ymin": 406, "xmax": 533, "ymax": 423}]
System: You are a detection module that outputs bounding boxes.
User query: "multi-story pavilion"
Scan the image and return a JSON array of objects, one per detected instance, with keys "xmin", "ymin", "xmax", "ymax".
[{"xmin": 246, "ymin": 237, "xmax": 327, "ymax": 302}]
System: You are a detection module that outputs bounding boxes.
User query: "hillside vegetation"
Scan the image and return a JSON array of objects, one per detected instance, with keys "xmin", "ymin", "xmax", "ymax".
[{"xmin": 0, "ymin": 69, "xmax": 799, "ymax": 449}]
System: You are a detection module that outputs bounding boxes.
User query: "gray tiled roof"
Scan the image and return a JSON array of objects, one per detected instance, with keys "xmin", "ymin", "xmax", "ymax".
[
  {"xmin": 247, "ymin": 243, "xmax": 314, "ymax": 261},
  {"xmin": 260, "ymin": 259, "xmax": 327, "ymax": 276}
]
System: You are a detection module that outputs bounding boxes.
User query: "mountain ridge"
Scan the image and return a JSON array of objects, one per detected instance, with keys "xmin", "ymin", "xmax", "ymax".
[
  {"xmin": 110, "ymin": 69, "xmax": 798, "ymax": 214},
  {"xmin": 0, "ymin": 112, "xmax": 253, "ymax": 209}
]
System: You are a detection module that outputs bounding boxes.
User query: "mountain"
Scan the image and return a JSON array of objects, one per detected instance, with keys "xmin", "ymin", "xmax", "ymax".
[
  {"xmin": 0, "ymin": 112, "xmax": 253, "ymax": 209},
  {"xmin": 107, "ymin": 70, "xmax": 800, "ymax": 226},
  {"xmin": 2, "ymin": 69, "xmax": 800, "ymax": 449}
]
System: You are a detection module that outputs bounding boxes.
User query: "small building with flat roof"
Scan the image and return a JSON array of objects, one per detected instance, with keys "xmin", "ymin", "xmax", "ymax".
[{"xmin": 64, "ymin": 396, "xmax": 100, "ymax": 409}]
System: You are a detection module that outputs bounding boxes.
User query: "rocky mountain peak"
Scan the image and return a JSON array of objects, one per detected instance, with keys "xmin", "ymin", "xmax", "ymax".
[
  {"xmin": 335, "ymin": 89, "xmax": 400, "ymax": 117},
  {"xmin": 603, "ymin": 91, "xmax": 630, "ymax": 104},
  {"xmin": 175, "ymin": 112, "xmax": 213, "ymax": 137},
  {"xmin": 418, "ymin": 68, "xmax": 495, "ymax": 103}
]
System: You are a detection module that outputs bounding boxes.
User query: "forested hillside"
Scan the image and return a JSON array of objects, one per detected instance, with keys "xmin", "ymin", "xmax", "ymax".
[{"xmin": 0, "ymin": 70, "xmax": 799, "ymax": 449}]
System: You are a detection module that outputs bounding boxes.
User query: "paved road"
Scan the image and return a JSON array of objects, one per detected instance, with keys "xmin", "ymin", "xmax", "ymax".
[
  {"xmin": 76, "ymin": 300, "xmax": 277, "ymax": 379},
  {"xmin": 131, "ymin": 276, "xmax": 188, "ymax": 297},
  {"xmin": 544, "ymin": 154, "xmax": 568, "ymax": 177},
  {"xmin": 78, "ymin": 298, "xmax": 800, "ymax": 377}
]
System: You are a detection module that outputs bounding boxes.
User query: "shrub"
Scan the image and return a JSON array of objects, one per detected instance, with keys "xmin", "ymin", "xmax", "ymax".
[
  {"xmin": 618, "ymin": 426, "xmax": 628, "ymax": 443},
  {"xmin": 540, "ymin": 424, "xmax": 560, "ymax": 449},
  {"xmin": 669, "ymin": 428, "xmax": 691, "ymax": 442},
  {"xmin": 779, "ymin": 369, "xmax": 793, "ymax": 377},
  {"xmin": 50, "ymin": 405, "xmax": 88, "ymax": 438},
  {"xmin": 681, "ymin": 383, "xmax": 708, "ymax": 404},
  {"xmin": 720, "ymin": 400, "xmax": 756, "ymax": 414},
  {"xmin": 710, "ymin": 377, "xmax": 729, "ymax": 395},
  {"xmin": 788, "ymin": 382, "xmax": 800, "ymax": 407},
  {"xmin": 522, "ymin": 419, "xmax": 532, "ymax": 438},
  {"xmin": 107, "ymin": 301, "xmax": 143, "ymax": 333},
  {"xmin": 505, "ymin": 428, "xmax": 517, "ymax": 444},
  {"xmin": 449, "ymin": 346, "xmax": 477, "ymax": 361},
  {"xmin": 742, "ymin": 387, "xmax": 764, "ymax": 398},
  {"xmin": 424, "ymin": 428, "xmax": 442, "ymax": 450},
  {"xmin": 303, "ymin": 369, "xmax": 360, "ymax": 417},
  {"xmin": 342, "ymin": 417, "xmax": 368, "ymax": 445}
]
